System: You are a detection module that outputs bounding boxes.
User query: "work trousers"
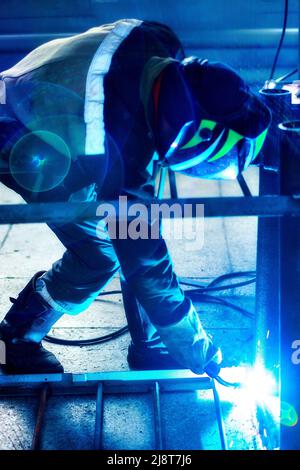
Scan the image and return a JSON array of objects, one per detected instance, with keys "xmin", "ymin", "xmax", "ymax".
[{"xmin": 42, "ymin": 208, "xmax": 190, "ymax": 329}]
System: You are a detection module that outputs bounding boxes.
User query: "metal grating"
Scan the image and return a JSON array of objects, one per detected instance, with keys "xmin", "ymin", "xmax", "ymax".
[{"xmin": 0, "ymin": 369, "xmax": 227, "ymax": 450}]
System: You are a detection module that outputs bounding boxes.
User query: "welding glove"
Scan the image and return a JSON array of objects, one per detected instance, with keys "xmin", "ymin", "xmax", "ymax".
[{"xmin": 154, "ymin": 303, "xmax": 222, "ymax": 375}]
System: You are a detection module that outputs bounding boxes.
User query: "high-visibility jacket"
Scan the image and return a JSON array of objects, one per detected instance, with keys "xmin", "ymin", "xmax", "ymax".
[{"xmin": 0, "ymin": 19, "xmax": 184, "ymax": 200}]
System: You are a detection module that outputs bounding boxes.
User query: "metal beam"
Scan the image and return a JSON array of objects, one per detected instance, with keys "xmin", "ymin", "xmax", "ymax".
[
  {"xmin": 278, "ymin": 123, "xmax": 300, "ymax": 449},
  {"xmin": 1, "ymin": 196, "xmax": 300, "ymax": 225},
  {"xmin": 0, "ymin": 369, "xmax": 213, "ymax": 396}
]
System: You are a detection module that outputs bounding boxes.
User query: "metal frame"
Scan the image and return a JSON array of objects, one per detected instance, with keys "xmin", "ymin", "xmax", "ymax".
[
  {"xmin": 1, "ymin": 120, "xmax": 300, "ymax": 449},
  {"xmin": 1, "ymin": 189, "xmax": 300, "ymax": 449},
  {"xmin": 0, "ymin": 369, "xmax": 227, "ymax": 450},
  {"xmin": 1, "ymin": 190, "xmax": 299, "ymax": 449}
]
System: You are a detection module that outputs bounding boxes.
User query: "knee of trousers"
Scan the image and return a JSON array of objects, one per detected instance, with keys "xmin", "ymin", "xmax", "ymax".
[
  {"xmin": 40, "ymin": 257, "xmax": 120, "ymax": 315},
  {"xmin": 50, "ymin": 249, "xmax": 120, "ymax": 285}
]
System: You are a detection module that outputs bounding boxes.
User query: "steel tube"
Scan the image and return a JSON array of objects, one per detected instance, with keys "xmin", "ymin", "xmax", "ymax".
[
  {"xmin": 237, "ymin": 174, "xmax": 252, "ymax": 197},
  {"xmin": 31, "ymin": 384, "xmax": 49, "ymax": 451},
  {"xmin": 94, "ymin": 383, "xmax": 104, "ymax": 450},
  {"xmin": 152, "ymin": 382, "xmax": 163, "ymax": 450},
  {"xmin": 0, "ymin": 29, "xmax": 297, "ymax": 53},
  {"xmin": 255, "ymin": 171, "xmax": 281, "ymax": 375},
  {"xmin": 2, "ymin": 196, "xmax": 300, "ymax": 225},
  {"xmin": 0, "ymin": 370, "xmax": 213, "ymax": 396},
  {"xmin": 212, "ymin": 381, "xmax": 227, "ymax": 450},
  {"xmin": 259, "ymin": 88, "xmax": 292, "ymax": 171},
  {"xmin": 278, "ymin": 121, "xmax": 300, "ymax": 449},
  {"xmin": 255, "ymin": 90, "xmax": 292, "ymax": 374}
]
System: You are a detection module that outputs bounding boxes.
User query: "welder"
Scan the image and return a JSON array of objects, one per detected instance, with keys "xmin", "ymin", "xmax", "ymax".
[{"xmin": 0, "ymin": 19, "xmax": 271, "ymax": 374}]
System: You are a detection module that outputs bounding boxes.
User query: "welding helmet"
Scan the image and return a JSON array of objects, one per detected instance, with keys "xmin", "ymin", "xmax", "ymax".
[{"xmin": 154, "ymin": 58, "xmax": 271, "ymax": 179}]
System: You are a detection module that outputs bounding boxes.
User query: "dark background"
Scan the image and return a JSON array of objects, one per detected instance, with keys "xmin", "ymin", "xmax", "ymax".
[{"xmin": 0, "ymin": 0, "xmax": 299, "ymax": 88}]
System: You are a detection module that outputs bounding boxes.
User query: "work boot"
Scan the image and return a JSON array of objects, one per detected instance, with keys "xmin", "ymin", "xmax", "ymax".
[
  {"xmin": 121, "ymin": 279, "xmax": 182, "ymax": 370},
  {"xmin": 0, "ymin": 271, "xmax": 64, "ymax": 374},
  {"xmin": 122, "ymin": 280, "xmax": 221, "ymax": 375}
]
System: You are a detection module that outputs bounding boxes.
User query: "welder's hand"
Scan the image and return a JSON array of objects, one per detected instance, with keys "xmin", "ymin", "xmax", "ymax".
[{"xmin": 154, "ymin": 304, "xmax": 222, "ymax": 375}]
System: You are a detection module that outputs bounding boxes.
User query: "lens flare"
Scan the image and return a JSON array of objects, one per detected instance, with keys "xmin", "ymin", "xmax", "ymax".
[
  {"xmin": 281, "ymin": 401, "xmax": 298, "ymax": 427},
  {"xmin": 9, "ymin": 130, "xmax": 71, "ymax": 193}
]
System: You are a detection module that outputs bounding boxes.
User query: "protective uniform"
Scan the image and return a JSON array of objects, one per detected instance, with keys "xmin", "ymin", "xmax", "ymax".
[{"xmin": 0, "ymin": 19, "xmax": 269, "ymax": 374}]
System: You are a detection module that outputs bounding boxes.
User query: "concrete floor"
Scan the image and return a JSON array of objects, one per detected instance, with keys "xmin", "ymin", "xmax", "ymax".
[{"xmin": 0, "ymin": 167, "xmax": 266, "ymax": 450}]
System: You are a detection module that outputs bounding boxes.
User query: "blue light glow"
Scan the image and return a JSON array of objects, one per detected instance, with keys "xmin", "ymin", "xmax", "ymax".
[
  {"xmin": 32, "ymin": 155, "xmax": 46, "ymax": 168},
  {"xmin": 209, "ymin": 365, "xmax": 280, "ymax": 434},
  {"xmin": 242, "ymin": 363, "xmax": 277, "ymax": 403}
]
